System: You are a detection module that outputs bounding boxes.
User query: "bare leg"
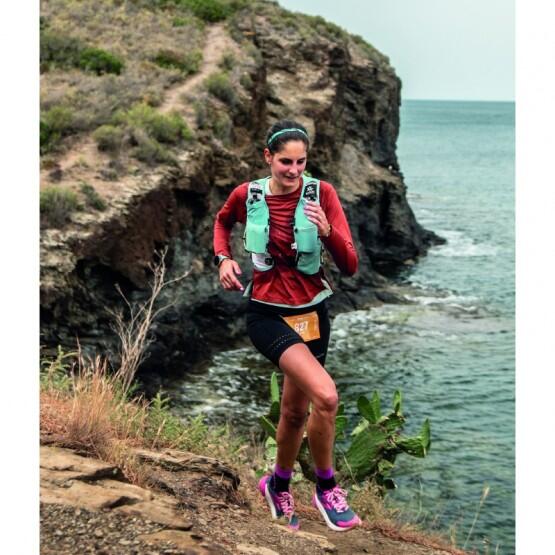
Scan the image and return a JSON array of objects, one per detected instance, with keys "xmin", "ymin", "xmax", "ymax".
[
  {"xmin": 277, "ymin": 343, "xmax": 338, "ymax": 470},
  {"xmin": 275, "ymin": 376, "xmax": 310, "ymax": 470}
]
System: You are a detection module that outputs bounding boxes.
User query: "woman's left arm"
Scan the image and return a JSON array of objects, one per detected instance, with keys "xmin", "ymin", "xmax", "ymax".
[{"xmin": 304, "ymin": 182, "xmax": 358, "ymax": 276}]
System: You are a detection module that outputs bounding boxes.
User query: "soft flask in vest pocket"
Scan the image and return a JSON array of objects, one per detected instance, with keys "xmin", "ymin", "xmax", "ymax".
[
  {"xmin": 295, "ymin": 227, "xmax": 321, "ymax": 274},
  {"xmin": 243, "ymin": 221, "xmax": 269, "ymax": 253},
  {"xmin": 243, "ymin": 179, "xmax": 270, "ymax": 254},
  {"xmin": 293, "ymin": 193, "xmax": 321, "ymax": 275}
]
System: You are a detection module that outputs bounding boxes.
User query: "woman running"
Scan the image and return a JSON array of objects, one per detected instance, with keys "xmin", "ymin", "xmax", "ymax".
[{"xmin": 213, "ymin": 120, "xmax": 361, "ymax": 532}]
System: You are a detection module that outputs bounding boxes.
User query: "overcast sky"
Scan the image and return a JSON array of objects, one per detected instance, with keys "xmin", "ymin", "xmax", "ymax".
[{"xmin": 277, "ymin": 0, "xmax": 514, "ymax": 101}]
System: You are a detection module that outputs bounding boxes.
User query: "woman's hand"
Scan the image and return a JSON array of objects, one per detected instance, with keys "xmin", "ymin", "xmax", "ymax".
[
  {"xmin": 303, "ymin": 200, "xmax": 331, "ymax": 238},
  {"xmin": 219, "ymin": 259, "xmax": 244, "ymax": 291}
]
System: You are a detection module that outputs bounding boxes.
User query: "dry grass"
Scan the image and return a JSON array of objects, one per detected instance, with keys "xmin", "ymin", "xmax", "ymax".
[
  {"xmin": 40, "ymin": 353, "xmax": 150, "ymax": 482},
  {"xmin": 109, "ymin": 248, "xmax": 190, "ymax": 394},
  {"xmin": 39, "ymin": 247, "xmax": 237, "ymax": 486},
  {"xmin": 366, "ymin": 519, "xmax": 472, "ymax": 555},
  {"xmin": 39, "ymin": 349, "xmax": 252, "ymax": 488}
]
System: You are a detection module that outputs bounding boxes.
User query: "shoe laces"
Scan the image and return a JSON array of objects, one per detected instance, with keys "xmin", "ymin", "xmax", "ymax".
[
  {"xmin": 276, "ymin": 491, "xmax": 295, "ymax": 517},
  {"xmin": 321, "ymin": 486, "xmax": 349, "ymax": 513}
]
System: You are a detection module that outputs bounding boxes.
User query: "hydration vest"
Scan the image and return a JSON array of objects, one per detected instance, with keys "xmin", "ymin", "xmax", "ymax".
[{"xmin": 243, "ymin": 176, "xmax": 322, "ymax": 275}]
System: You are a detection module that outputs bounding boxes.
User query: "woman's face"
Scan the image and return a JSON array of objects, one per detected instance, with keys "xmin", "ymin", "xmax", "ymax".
[{"xmin": 264, "ymin": 140, "xmax": 307, "ymax": 190}]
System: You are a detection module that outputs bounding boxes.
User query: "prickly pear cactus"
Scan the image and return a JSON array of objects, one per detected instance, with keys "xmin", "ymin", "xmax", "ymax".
[{"xmin": 340, "ymin": 390, "xmax": 431, "ymax": 493}]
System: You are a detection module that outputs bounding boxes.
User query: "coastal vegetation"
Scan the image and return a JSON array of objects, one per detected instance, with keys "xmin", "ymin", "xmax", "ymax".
[
  {"xmin": 40, "ymin": 0, "xmax": 381, "ymax": 157},
  {"xmin": 40, "ymin": 186, "xmax": 80, "ymax": 228},
  {"xmin": 78, "ymin": 181, "xmax": 108, "ymax": 211},
  {"xmin": 205, "ymin": 71, "xmax": 237, "ymax": 105},
  {"xmin": 40, "ymin": 0, "xmax": 206, "ymax": 153},
  {"xmin": 260, "ymin": 372, "xmax": 431, "ymax": 494}
]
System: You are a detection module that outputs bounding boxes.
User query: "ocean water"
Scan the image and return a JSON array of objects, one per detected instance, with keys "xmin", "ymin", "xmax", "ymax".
[
  {"xmin": 167, "ymin": 100, "xmax": 515, "ymax": 554},
  {"xmin": 380, "ymin": 99, "xmax": 514, "ymax": 553}
]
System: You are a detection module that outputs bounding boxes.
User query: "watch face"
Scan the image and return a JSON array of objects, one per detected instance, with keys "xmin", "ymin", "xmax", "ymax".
[{"xmin": 214, "ymin": 255, "xmax": 227, "ymax": 267}]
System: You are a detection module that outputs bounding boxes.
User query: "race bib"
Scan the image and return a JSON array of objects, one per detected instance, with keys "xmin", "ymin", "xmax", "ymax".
[{"xmin": 282, "ymin": 311, "xmax": 320, "ymax": 342}]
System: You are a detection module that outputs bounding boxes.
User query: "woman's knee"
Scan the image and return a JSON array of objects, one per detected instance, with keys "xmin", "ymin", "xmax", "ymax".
[
  {"xmin": 313, "ymin": 388, "xmax": 339, "ymax": 415},
  {"xmin": 280, "ymin": 407, "xmax": 308, "ymax": 429}
]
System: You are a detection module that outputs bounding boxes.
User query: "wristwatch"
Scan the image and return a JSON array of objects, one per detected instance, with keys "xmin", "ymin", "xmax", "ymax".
[{"xmin": 213, "ymin": 254, "xmax": 230, "ymax": 267}]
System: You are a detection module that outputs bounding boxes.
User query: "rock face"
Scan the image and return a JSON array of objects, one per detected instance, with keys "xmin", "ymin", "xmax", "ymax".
[
  {"xmin": 40, "ymin": 445, "xmax": 238, "ymax": 554},
  {"xmin": 39, "ymin": 3, "xmax": 443, "ymax": 378}
]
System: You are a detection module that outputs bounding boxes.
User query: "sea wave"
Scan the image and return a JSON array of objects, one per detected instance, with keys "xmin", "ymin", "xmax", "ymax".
[
  {"xmin": 430, "ymin": 230, "xmax": 499, "ymax": 257},
  {"xmin": 403, "ymin": 292, "xmax": 479, "ymax": 309}
]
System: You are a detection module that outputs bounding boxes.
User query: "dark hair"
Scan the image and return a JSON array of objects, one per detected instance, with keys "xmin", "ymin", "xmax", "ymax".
[{"xmin": 265, "ymin": 119, "xmax": 310, "ymax": 153}]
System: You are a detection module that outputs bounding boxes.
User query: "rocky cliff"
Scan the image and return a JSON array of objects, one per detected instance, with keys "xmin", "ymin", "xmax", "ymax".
[{"xmin": 40, "ymin": 1, "xmax": 443, "ymax": 378}]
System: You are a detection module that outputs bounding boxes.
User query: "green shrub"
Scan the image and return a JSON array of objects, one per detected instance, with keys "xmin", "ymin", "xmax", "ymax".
[
  {"xmin": 40, "ymin": 346, "xmax": 75, "ymax": 392},
  {"xmin": 193, "ymin": 101, "xmax": 207, "ymax": 128},
  {"xmin": 205, "ymin": 71, "xmax": 236, "ymax": 105},
  {"xmin": 78, "ymin": 47, "xmax": 124, "ymax": 75},
  {"xmin": 40, "ymin": 187, "xmax": 80, "ymax": 228},
  {"xmin": 239, "ymin": 72, "xmax": 253, "ymax": 90},
  {"xmin": 244, "ymin": 43, "xmax": 263, "ymax": 66},
  {"xmin": 352, "ymin": 35, "xmax": 380, "ymax": 61},
  {"xmin": 40, "ymin": 31, "xmax": 83, "ymax": 71},
  {"xmin": 180, "ymin": 0, "xmax": 232, "ymax": 22},
  {"xmin": 306, "ymin": 14, "xmax": 346, "ymax": 41},
  {"xmin": 218, "ymin": 53, "xmax": 236, "ymax": 71},
  {"xmin": 130, "ymin": 128, "xmax": 175, "ymax": 166},
  {"xmin": 41, "ymin": 31, "xmax": 124, "ymax": 76},
  {"xmin": 40, "ymin": 120, "xmax": 56, "ymax": 155},
  {"xmin": 79, "ymin": 182, "xmax": 107, "ymax": 211},
  {"xmin": 93, "ymin": 124, "xmax": 124, "ymax": 153},
  {"xmin": 172, "ymin": 15, "xmax": 192, "ymax": 27},
  {"xmin": 144, "ymin": 393, "xmax": 213, "ymax": 450},
  {"xmin": 212, "ymin": 112, "xmax": 232, "ymax": 143},
  {"xmin": 40, "ymin": 106, "xmax": 75, "ymax": 154},
  {"xmin": 141, "ymin": 90, "xmax": 164, "ymax": 108},
  {"xmin": 152, "ymin": 48, "xmax": 202, "ymax": 75},
  {"xmin": 119, "ymin": 103, "xmax": 192, "ymax": 144},
  {"xmin": 43, "ymin": 106, "xmax": 74, "ymax": 133}
]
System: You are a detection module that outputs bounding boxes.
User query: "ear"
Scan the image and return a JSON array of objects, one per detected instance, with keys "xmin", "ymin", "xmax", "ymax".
[{"xmin": 263, "ymin": 148, "xmax": 272, "ymax": 165}]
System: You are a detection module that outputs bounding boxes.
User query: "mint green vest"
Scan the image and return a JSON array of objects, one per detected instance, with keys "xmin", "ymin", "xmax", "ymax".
[{"xmin": 243, "ymin": 176, "xmax": 322, "ymax": 275}]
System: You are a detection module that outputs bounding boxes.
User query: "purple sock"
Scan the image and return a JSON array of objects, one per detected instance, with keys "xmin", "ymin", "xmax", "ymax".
[
  {"xmin": 315, "ymin": 467, "xmax": 334, "ymax": 479},
  {"xmin": 315, "ymin": 467, "xmax": 336, "ymax": 490},
  {"xmin": 272, "ymin": 464, "xmax": 293, "ymax": 492},
  {"xmin": 274, "ymin": 464, "xmax": 293, "ymax": 480}
]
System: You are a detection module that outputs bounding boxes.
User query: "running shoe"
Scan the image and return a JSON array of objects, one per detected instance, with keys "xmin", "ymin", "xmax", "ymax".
[
  {"xmin": 312, "ymin": 485, "xmax": 361, "ymax": 531},
  {"xmin": 258, "ymin": 475, "xmax": 300, "ymax": 530}
]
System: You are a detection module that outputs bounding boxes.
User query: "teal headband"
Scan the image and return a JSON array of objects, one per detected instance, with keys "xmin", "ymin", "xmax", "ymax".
[{"xmin": 267, "ymin": 128, "xmax": 309, "ymax": 146}]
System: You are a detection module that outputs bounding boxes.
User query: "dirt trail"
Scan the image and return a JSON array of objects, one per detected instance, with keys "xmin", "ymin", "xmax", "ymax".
[
  {"xmin": 40, "ymin": 23, "xmax": 239, "ymax": 193},
  {"xmin": 159, "ymin": 23, "xmax": 241, "ymax": 122},
  {"xmin": 40, "ymin": 444, "xmax": 468, "ymax": 555}
]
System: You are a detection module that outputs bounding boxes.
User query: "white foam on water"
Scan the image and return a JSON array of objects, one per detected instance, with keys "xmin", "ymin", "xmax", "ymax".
[
  {"xmin": 404, "ymin": 292, "xmax": 480, "ymax": 307},
  {"xmin": 429, "ymin": 230, "xmax": 499, "ymax": 257}
]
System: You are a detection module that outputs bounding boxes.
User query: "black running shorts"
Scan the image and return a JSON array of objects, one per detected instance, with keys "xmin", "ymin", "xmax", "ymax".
[{"xmin": 246, "ymin": 299, "xmax": 331, "ymax": 367}]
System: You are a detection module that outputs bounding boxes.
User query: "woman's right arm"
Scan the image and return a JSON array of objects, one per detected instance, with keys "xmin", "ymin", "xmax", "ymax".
[
  {"xmin": 213, "ymin": 184, "xmax": 248, "ymax": 291},
  {"xmin": 213, "ymin": 184, "xmax": 247, "ymax": 257}
]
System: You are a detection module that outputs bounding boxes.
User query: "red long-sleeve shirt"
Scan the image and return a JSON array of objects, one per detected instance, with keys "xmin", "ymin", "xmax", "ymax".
[{"xmin": 213, "ymin": 178, "xmax": 358, "ymax": 306}]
